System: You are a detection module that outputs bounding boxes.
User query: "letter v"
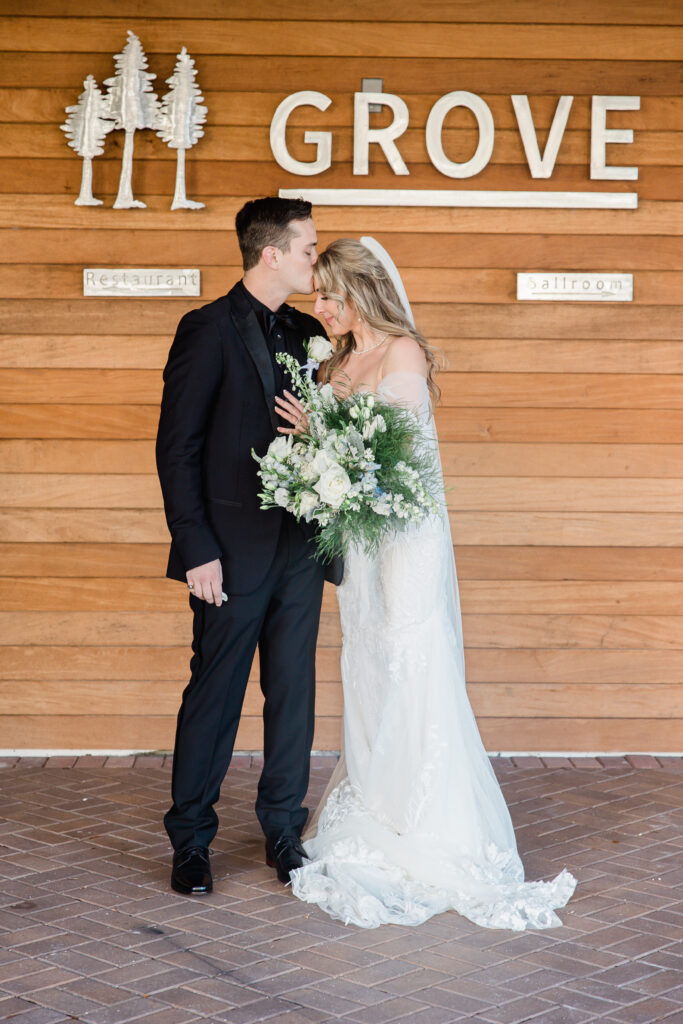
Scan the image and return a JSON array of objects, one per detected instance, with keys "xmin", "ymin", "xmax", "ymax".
[{"xmin": 511, "ymin": 95, "xmax": 573, "ymax": 179}]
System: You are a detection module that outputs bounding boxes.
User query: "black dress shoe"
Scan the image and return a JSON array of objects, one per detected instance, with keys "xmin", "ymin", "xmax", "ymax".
[
  {"xmin": 265, "ymin": 834, "xmax": 309, "ymax": 884},
  {"xmin": 171, "ymin": 846, "xmax": 212, "ymax": 894}
]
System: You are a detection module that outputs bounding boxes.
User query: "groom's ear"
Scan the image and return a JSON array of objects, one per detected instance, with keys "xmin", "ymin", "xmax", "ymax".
[{"xmin": 262, "ymin": 245, "xmax": 280, "ymax": 270}]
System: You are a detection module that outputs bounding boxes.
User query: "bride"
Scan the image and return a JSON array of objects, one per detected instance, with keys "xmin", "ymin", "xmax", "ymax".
[{"xmin": 274, "ymin": 238, "xmax": 576, "ymax": 930}]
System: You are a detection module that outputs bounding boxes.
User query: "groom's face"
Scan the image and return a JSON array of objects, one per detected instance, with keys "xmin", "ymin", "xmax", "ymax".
[{"xmin": 276, "ymin": 218, "xmax": 318, "ymax": 295}]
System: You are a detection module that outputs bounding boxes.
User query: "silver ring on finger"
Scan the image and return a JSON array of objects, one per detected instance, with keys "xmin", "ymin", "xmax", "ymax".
[{"xmin": 188, "ymin": 582, "xmax": 194, "ymax": 590}]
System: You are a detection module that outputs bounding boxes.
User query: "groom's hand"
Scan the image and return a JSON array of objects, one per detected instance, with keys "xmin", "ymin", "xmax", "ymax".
[{"xmin": 186, "ymin": 559, "xmax": 225, "ymax": 605}]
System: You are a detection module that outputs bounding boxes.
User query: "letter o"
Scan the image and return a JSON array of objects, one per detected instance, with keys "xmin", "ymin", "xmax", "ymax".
[{"xmin": 426, "ymin": 91, "xmax": 494, "ymax": 179}]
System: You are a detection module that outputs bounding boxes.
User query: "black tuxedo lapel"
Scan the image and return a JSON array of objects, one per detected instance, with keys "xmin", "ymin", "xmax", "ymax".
[{"xmin": 229, "ymin": 286, "xmax": 280, "ymax": 435}]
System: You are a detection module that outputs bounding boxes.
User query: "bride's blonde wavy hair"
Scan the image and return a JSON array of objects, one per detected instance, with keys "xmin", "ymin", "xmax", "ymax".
[{"xmin": 314, "ymin": 239, "xmax": 441, "ymax": 405}]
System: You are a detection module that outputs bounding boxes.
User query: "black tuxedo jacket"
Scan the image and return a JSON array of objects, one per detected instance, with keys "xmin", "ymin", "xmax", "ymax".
[{"xmin": 156, "ymin": 282, "xmax": 343, "ymax": 594}]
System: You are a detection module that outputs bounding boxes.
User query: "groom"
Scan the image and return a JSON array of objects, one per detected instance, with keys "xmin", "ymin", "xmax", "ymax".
[{"xmin": 156, "ymin": 196, "xmax": 340, "ymax": 895}]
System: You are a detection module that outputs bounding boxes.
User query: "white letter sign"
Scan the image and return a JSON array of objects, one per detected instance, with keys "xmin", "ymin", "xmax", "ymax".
[
  {"xmin": 511, "ymin": 95, "xmax": 573, "ymax": 179},
  {"xmin": 590, "ymin": 96, "xmax": 640, "ymax": 180},
  {"xmin": 353, "ymin": 92, "xmax": 409, "ymax": 175},
  {"xmin": 270, "ymin": 90, "xmax": 332, "ymax": 176},
  {"xmin": 426, "ymin": 91, "xmax": 494, "ymax": 179}
]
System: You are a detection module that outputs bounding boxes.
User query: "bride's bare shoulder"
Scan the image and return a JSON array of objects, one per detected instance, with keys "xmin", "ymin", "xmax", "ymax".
[{"xmin": 382, "ymin": 335, "xmax": 428, "ymax": 377}]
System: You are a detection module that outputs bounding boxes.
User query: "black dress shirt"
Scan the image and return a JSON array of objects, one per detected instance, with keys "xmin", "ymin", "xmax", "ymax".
[{"xmin": 237, "ymin": 280, "xmax": 302, "ymax": 395}]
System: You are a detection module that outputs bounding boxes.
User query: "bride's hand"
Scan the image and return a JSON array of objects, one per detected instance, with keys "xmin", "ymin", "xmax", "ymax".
[{"xmin": 275, "ymin": 390, "xmax": 309, "ymax": 435}]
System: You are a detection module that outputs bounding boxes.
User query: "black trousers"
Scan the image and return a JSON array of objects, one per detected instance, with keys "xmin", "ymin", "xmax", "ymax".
[{"xmin": 164, "ymin": 514, "xmax": 325, "ymax": 852}]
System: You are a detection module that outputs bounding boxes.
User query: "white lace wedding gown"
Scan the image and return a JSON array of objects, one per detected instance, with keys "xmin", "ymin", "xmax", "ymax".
[{"xmin": 290, "ymin": 371, "xmax": 576, "ymax": 930}]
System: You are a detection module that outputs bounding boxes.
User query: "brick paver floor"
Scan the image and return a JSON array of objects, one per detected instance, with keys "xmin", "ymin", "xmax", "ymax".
[{"xmin": 0, "ymin": 754, "xmax": 681, "ymax": 1024}]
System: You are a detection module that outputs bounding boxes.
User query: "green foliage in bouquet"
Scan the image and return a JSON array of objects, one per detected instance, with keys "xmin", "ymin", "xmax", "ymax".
[{"xmin": 252, "ymin": 346, "xmax": 441, "ymax": 562}]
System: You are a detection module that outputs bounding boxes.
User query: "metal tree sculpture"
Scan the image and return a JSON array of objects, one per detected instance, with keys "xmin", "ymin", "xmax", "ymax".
[
  {"xmin": 155, "ymin": 46, "xmax": 207, "ymax": 210},
  {"xmin": 61, "ymin": 75, "xmax": 114, "ymax": 206},
  {"xmin": 104, "ymin": 31, "xmax": 160, "ymax": 209}
]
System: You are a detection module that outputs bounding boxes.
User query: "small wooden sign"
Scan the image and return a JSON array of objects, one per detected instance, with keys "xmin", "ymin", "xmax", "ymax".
[
  {"xmin": 517, "ymin": 272, "xmax": 633, "ymax": 301},
  {"xmin": 84, "ymin": 268, "xmax": 201, "ymax": 296}
]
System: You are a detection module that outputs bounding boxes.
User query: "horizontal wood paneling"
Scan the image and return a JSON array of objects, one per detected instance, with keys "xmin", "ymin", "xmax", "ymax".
[
  {"xmin": 6, "ymin": 126, "xmax": 681, "ymax": 167},
  {"xmin": 0, "ymin": 714, "xmax": 676, "ymax": 753},
  {"xmin": 3, "ymin": 611, "xmax": 682, "ymax": 649},
  {"xmin": 2, "ymin": 162, "xmax": 681, "ymax": 201},
  {"xmin": 4, "ymin": 336, "xmax": 683, "ymax": 374},
  {"xmin": 2, "ymin": 578, "xmax": 681, "ymax": 614},
  {"xmin": 6, "ymin": 369, "xmax": 683, "ymax": 406},
  {"xmin": 3, "ymin": 508, "xmax": 683, "ymax": 546},
  {"xmin": 3, "ymin": 473, "xmax": 683, "ymax": 512},
  {"xmin": 0, "ymin": 679, "xmax": 679, "ymax": 719},
  {"xmin": 2, "ymin": 56, "xmax": 681, "ymax": 94},
  {"xmin": 1, "ymin": 645, "xmax": 680, "ymax": 684},
  {"xmin": 1, "ymin": 197, "xmax": 681, "ymax": 235},
  {"xmin": 2, "ymin": 440, "xmax": 682, "ymax": 477},
  {"xmin": 3, "ymin": 266, "xmax": 683, "ymax": 305},
  {"xmin": 10, "ymin": 435, "xmax": 683, "ymax": 476},
  {"xmin": 5, "ymin": 19, "xmax": 683, "ymax": 60},
  {"xmin": 2, "ymin": 300, "xmax": 682, "ymax": 339},
  {"xmin": 0, "ymin": 714, "xmax": 342, "ymax": 752},
  {"xmin": 5, "ymin": 405, "xmax": 682, "ymax": 443},
  {"xmin": 2, "ymin": 4, "xmax": 680, "ymax": 753},
  {"xmin": 6, "ymin": 1, "xmax": 683, "ymax": 25},
  {"xmin": 1, "ymin": 232, "xmax": 681, "ymax": 270},
  {"xmin": 4, "ymin": 544, "xmax": 683, "ymax": 580},
  {"xmin": 3, "ymin": 91, "xmax": 681, "ymax": 130}
]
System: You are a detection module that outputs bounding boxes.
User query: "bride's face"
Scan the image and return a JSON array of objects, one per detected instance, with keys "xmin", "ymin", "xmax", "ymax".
[{"xmin": 314, "ymin": 287, "xmax": 360, "ymax": 336}]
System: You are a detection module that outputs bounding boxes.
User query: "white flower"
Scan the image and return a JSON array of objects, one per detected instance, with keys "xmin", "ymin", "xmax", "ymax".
[
  {"xmin": 307, "ymin": 335, "xmax": 334, "ymax": 362},
  {"xmin": 274, "ymin": 487, "xmax": 290, "ymax": 507},
  {"xmin": 269, "ymin": 435, "xmax": 292, "ymax": 459},
  {"xmin": 312, "ymin": 449, "xmax": 333, "ymax": 475},
  {"xmin": 313, "ymin": 462, "xmax": 351, "ymax": 508},
  {"xmin": 366, "ymin": 395, "xmax": 374, "ymax": 408},
  {"xmin": 349, "ymin": 406, "xmax": 359, "ymax": 419},
  {"xmin": 371, "ymin": 498, "xmax": 392, "ymax": 516},
  {"xmin": 299, "ymin": 491, "xmax": 319, "ymax": 518},
  {"xmin": 317, "ymin": 382, "xmax": 335, "ymax": 404}
]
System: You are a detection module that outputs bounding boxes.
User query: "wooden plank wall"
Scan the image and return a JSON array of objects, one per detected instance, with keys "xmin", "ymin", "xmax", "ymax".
[{"xmin": 0, "ymin": 1, "xmax": 682, "ymax": 752}]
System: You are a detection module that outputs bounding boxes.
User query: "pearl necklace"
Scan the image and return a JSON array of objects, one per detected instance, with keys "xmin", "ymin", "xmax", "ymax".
[{"xmin": 350, "ymin": 332, "xmax": 390, "ymax": 355}]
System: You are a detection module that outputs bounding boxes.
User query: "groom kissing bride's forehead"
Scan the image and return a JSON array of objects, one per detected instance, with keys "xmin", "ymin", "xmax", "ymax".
[
  {"xmin": 235, "ymin": 196, "xmax": 320, "ymax": 296},
  {"xmin": 156, "ymin": 195, "xmax": 341, "ymax": 897}
]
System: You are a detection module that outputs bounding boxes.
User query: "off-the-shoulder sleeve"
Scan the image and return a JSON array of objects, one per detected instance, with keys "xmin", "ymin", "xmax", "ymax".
[{"xmin": 376, "ymin": 370, "xmax": 431, "ymax": 422}]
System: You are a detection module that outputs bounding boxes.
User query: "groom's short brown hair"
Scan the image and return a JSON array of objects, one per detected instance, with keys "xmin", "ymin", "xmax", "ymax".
[{"xmin": 235, "ymin": 196, "xmax": 313, "ymax": 271}]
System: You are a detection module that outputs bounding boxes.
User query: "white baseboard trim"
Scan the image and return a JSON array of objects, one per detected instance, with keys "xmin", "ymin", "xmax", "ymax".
[{"xmin": 0, "ymin": 748, "xmax": 680, "ymax": 758}]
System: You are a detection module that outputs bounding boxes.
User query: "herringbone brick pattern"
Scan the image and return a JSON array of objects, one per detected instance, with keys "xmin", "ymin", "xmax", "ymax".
[{"xmin": 0, "ymin": 755, "xmax": 680, "ymax": 1023}]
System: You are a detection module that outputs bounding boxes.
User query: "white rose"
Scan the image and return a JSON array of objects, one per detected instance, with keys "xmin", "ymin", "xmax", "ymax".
[
  {"xmin": 313, "ymin": 463, "xmax": 351, "ymax": 508},
  {"xmin": 308, "ymin": 335, "xmax": 334, "ymax": 362},
  {"xmin": 274, "ymin": 487, "xmax": 290, "ymax": 507},
  {"xmin": 312, "ymin": 449, "xmax": 333, "ymax": 475},
  {"xmin": 299, "ymin": 491, "xmax": 319, "ymax": 518},
  {"xmin": 269, "ymin": 435, "xmax": 292, "ymax": 459}
]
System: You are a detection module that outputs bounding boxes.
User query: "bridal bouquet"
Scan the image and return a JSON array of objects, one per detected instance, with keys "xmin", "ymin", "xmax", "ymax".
[{"xmin": 252, "ymin": 339, "xmax": 440, "ymax": 561}]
